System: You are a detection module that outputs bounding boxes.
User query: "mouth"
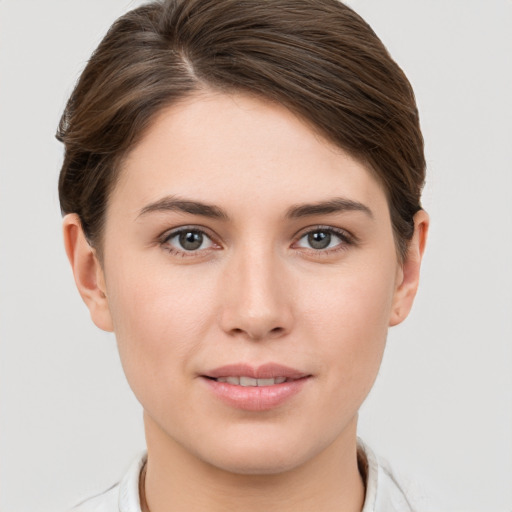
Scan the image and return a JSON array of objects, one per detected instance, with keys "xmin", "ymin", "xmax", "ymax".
[
  {"xmin": 201, "ymin": 363, "xmax": 311, "ymax": 411},
  {"xmin": 205, "ymin": 376, "xmax": 293, "ymax": 386},
  {"xmin": 203, "ymin": 363, "xmax": 309, "ymax": 384}
]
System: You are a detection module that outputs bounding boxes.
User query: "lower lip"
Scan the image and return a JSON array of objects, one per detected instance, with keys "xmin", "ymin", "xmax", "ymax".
[{"xmin": 202, "ymin": 377, "xmax": 309, "ymax": 411}]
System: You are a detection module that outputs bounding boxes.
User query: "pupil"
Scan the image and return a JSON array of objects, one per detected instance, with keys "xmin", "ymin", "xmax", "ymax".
[
  {"xmin": 308, "ymin": 231, "xmax": 330, "ymax": 249},
  {"xmin": 179, "ymin": 231, "xmax": 203, "ymax": 250}
]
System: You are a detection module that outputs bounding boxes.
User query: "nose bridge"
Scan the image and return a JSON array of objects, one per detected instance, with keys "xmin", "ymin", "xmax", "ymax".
[{"xmin": 220, "ymin": 240, "xmax": 292, "ymax": 340}]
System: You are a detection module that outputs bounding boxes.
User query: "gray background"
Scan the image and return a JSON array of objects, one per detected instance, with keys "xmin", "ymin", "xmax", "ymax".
[{"xmin": 1, "ymin": 1, "xmax": 511, "ymax": 511}]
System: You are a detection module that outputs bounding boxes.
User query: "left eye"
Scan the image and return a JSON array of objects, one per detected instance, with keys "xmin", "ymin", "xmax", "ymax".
[
  {"xmin": 296, "ymin": 229, "xmax": 347, "ymax": 250},
  {"xmin": 165, "ymin": 229, "xmax": 214, "ymax": 252}
]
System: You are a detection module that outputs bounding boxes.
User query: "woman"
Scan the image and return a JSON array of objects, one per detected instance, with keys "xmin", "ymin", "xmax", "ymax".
[{"xmin": 57, "ymin": 0, "xmax": 428, "ymax": 510}]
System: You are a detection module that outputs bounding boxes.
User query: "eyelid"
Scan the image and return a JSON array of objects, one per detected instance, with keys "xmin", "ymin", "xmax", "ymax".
[
  {"xmin": 158, "ymin": 225, "xmax": 222, "ymax": 255},
  {"xmin": 156, "ymin": 224, "xmax": 356, "ymax": 257},
  {"xmin": 292, "ymin": 225, "xmax": 356, "ymax": 252}
]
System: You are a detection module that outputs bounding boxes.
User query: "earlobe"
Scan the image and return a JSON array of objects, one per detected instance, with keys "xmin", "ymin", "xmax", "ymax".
[
  {"xmin": 62, "ymin": 214, "xmax": 114, "ymax": 332},
  {"xmin": 389, "ymin": 210, "xmax": 429, "ymax": 327}
]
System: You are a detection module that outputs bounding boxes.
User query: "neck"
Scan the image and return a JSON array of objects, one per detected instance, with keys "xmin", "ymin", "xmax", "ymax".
[{"xmin": 142, "ymin": 413, "xmax": 365, "ymax": 512}]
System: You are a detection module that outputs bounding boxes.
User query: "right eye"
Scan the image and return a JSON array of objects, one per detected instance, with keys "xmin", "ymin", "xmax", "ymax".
[{"xmin": 162, "ymin": 228, "xmax": 215, "ymax": 254}]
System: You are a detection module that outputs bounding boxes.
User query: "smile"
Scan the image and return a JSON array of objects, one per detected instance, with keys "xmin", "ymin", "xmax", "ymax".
[
  {"xmin": 211, "ymin": 376, "xmax": 288, "ymax": 386},
  {"xmin": 202, "ymin": 363, "xmax": 311, "ymax": 411}
]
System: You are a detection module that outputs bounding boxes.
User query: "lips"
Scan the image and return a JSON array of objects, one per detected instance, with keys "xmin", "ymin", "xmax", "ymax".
[
  {"xmin": 213, "ymin": 376, "xmax": 287, "ymax": 386},
  {"xmin": 204, "ymin": 363, "xmax": 308, "ymax": 381},
  {"xmin": 201, "ymin": 363, "xmax": 311, "ymax": 411}
]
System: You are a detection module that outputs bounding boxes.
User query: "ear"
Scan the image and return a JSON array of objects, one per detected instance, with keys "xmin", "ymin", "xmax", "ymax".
[
  {"xmin": 389, "ymin": 210, "xmax": 429, "ymax": 327},
  {"xmin": 62, "ymin": 214, "xmax": 114, "ymax": 332}
]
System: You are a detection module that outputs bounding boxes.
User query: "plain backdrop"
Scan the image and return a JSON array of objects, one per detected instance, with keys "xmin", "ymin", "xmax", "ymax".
[{"xmin": 1, "ymin": 1, "xmax": 511, "ymax": 511}]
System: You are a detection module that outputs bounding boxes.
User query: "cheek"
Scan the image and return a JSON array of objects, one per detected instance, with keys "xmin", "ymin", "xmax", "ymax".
[
  {"xmin": 299, "ymin": 261, "xmax": 397, "ymax": 392},
  {"xmin": 104, "ymin": 260, "xmax": 219, "ymax": 391},
  {"xmin": 303, "ymin": 259, "xmax": 396, "ymax": 339}
]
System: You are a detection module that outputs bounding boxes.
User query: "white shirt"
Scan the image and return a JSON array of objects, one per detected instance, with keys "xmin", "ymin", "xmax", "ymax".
[{"xmin": 71, "ymin": 441, "xmax": 415, "ymax": 512}]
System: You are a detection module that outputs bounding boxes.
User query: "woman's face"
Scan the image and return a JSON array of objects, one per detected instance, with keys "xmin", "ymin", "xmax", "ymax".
[{"xmin": 81, "ymin": 92, "xmax": 420, "ymax": 474}]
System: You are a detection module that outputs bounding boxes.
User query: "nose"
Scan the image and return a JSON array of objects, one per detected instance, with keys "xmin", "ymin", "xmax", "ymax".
[{"xmin": 219, "ymin": 246, "xmax": 294, "ymax": 341}]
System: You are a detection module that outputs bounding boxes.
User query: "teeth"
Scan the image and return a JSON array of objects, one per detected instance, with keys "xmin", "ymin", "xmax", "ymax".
[
  {"xmin": 240, "ymin": 376, "xmax": 257, "ymax": 386},
  {"xmin": 214, "ymin": 376, "xmax": 288, "ymax": 386},
  {"xmin": 257, "ymin": 378, "xmax": 275, "ymax": 386}
]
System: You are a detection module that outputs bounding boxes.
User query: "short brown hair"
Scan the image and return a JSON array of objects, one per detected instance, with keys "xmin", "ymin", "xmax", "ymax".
[{"xmin": 57, "ymin": 0, "xmax": 425, "ymax": 259}]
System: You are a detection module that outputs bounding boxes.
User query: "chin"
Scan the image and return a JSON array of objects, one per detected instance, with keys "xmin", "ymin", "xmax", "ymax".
[
  {"xmin": 206, "ymin": 449, "xmax": 307, "ymax": 476},
  {"xmin": 192, "ymin": 427, "xmax": 321, "ymax": 476}
]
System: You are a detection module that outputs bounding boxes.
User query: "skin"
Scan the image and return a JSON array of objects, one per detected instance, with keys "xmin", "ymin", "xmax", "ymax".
[{"xmin": 64, "ymin": 91, "xmax": 428, "ymax": 512}]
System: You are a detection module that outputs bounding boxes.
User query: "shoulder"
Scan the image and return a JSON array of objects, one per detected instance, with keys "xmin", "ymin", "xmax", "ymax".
[
  {"xmin": 69, "ymin": 452, "xmax": 146, "ymax": 512},
  {"xmin": 359, "ymin": 440, "xmax": 417, "ymax": 512}
]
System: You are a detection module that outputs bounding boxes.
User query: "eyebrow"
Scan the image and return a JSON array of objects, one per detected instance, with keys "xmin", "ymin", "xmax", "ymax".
[
  {"xmin": 286, "ymin": 197, "xmax": 373, "ymax": 219},
  {"xmin": 137, "ymin": 196, "xmax": 373, "ymax": 221},
  {"xmin": 138, "ymin": 196, "xmax": 229, "ymax": 220}
]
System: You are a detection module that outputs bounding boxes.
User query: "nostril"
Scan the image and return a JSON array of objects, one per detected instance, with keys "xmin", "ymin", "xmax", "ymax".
[{"xmin": 228, "ymin": 326, "xmax": 286, "ymax": 339}]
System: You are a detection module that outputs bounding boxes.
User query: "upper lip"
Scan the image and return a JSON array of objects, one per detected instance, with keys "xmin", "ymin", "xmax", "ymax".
[{"xmin": 203, "ymin": 363, "xmax": 309, "ymax": 380}]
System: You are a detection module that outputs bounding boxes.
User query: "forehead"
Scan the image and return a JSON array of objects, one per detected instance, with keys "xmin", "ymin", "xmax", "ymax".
[{"xmin": 111, "ymin": 91, "xmax": 389, "ymax": 219}]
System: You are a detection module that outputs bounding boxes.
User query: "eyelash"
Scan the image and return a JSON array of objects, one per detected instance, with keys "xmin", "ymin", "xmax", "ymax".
[
  {"xmin": 158, "ymin": 225, "xmax": 355, "ymax": 258},
  {"xmin": 159, "ymin": 226, "xmax": 219, "ymax": 257},
  {"xmin": 293, "ymin": 225, "xmax": 355, "ymax": 255}
]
